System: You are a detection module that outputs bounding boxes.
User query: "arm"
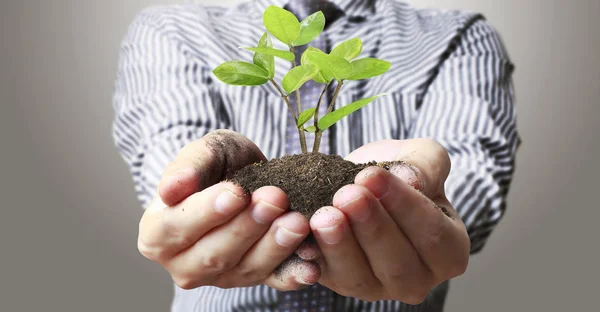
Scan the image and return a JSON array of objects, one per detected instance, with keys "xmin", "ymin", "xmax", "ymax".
[
  {"xmin": 113, "ymin": 9, "xmax": 316, "ymax": 290},
  {"xmin": 112, "ymin": 7, "xmax": 225, "ymax": 207},
  {"xmin": 410, "ymin": 19, "xmax": 520, "ymax": 253},
  {"xmin": 307, "ymin": 19, "xmax": 519, "ymax": 304}
]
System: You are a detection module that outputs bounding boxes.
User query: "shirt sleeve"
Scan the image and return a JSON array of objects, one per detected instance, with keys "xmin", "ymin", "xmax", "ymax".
[
  {"xmin": 410, "ymin": 19, "xmax": 521, "ymax": 254},
  {"xmin": 112, "ymin": 7, "xmax": 226, "ymax": 208}
]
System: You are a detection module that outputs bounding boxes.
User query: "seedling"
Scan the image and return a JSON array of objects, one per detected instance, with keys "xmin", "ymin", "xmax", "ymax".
[{"xmin": 213, "ymin": 5, "xmax": 391, "ymax": 154}]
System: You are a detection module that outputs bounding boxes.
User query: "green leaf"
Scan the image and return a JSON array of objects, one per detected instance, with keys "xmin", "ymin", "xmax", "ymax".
[
  {"xmin": 297, "ymin": 108, "xmax": 316, "ymax": 127},
  {"xmin": 300, "ymin": 46, "xmax": 325, "ymax": 64},
  {"xmin": 263, "ymin": 6, "xmax": 300, "ymax": 46},
  {"xmin": 304, "ymin": 126, "xmax": 317, "ymax": 132},
  {"xmin": 253, "ymin": 33, "xmax": 275, "ymax": 78},
  {"xmin": 301, "ymin": 47, "xmax": 330, "ymax": 84},
  {"xmin": 243, "ymin": 47, "xmax": 295, "ymax": 62},
  {"xmin": 311, "ymin": 72, "xmax": 330, "ymax": 84},
  {"xmin": 282, "ymin": 64, "xmax": 319, "ymax": 93},
  {"xmin": 347, "ymin": 58, "xmax": 391, "ymax": 80},
  {"xmin": 330, "ymin": 38, "xmax": 362, "ymax": 61},
  {"xmin": 293, "ymin": 11, "xmax": 325, "ymax": 46},
  {"xmin": 305, "ymin": 52, "xmax": 353, "ymax": 81},
  {"xmin": 213, "ymin": 61, "xmax": 269, "ymax": 86},
  {"xmin": 318, "ymin": 94, "xmax": 387, "ymax": 130}
]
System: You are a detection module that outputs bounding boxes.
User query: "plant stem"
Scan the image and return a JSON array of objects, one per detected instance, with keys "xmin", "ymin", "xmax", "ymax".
[
  {"xmin": 326, "ymin": 80, "xmax": 344, "ymax": 114},
  {"xmin": 291, "ymin": 50, "xmax": 302, "ymax": 116},
  {"xmin": 269, "ymin": 78, "xmax": 308, "ymax": 154},
  {"xmin": 290, "ymin": 47, "xmax": 308, "ymax": 153},
  {"xmin": 313, "ymin": 80, "xmax": 344, "ymax": 153},
  {"xmin": 312, "ymin": 84, "xmax": 329, "ymax": 153},
  {"xmin": 269, "ymin": 79, "xmax": 297, "ymax": 122}
]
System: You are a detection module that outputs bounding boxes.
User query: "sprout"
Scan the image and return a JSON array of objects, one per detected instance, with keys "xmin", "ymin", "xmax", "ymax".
[{"xmin": 213, "ymin": 5, "xmax": 391, "ymax": 153}]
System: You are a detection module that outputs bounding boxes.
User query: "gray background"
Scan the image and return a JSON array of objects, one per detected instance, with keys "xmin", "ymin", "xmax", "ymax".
[{"xmin": 1, "ymin": 0, "xmax": 598, "ymax": 311}]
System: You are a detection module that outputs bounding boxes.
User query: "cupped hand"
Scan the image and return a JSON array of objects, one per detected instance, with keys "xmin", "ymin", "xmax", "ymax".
[
  {"xmin": 310, "ymin": 139, "xmax": 470, "ymax": 304},
  {"xmin": 137, "ymin": 130, "xmax": 320, "ymax": 291}
]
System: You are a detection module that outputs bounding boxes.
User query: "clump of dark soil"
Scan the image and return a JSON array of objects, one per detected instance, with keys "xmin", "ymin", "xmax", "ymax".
[
  {"xmin": 227, "ymin": 152, "xmax": 404, "ymax": 280},
  {"xmin": 228, "ymin": 153, "xmax": 392, "ymax": 219}
]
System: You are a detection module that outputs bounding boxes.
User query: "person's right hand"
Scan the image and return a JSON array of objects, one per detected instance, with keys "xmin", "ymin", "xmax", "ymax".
[{"xmin": 137, "ymin": 130, "xmax": 320, "ymax": 290}]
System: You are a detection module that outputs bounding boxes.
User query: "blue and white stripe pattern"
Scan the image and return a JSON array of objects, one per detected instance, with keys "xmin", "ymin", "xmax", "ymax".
[{"xmin": 112, "ymin": 0, "xmax": 520, "ymax": 311}]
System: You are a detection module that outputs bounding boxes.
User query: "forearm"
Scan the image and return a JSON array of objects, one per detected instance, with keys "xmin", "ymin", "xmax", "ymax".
[
  {"xmin": 408, "ymin": 19, "xmax": 520, "ymax": 253},
  {"xmin": 112, "ymin": 9, "xmax": 220, "ymax": 206}
]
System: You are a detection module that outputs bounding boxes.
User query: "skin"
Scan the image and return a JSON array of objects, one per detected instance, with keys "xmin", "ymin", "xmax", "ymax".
[{"xmin": 137, "ymin": 129, "xmax": 470, "ymax": 304}]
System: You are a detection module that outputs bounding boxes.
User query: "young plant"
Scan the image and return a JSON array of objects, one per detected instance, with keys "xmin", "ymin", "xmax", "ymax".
[{"xmin": 213, "ymin": 5, "xmax": 391, "ymax": 154}]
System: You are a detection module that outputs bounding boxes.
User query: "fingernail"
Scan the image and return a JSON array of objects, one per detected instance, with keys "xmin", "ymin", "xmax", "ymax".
[
  {"xmin": 316, "ymin": 224, "xmax": 343, "ymax": 245},
  {"xmin": 338, "ymin": 191, "xmax": 371, "ymax": 223},
  {"xmin": 296, "ymin": 275, "xmax": 314, "ymax": 285},
  {"xmin": 214, "ymin": 188, "xmax": 246, "ymax": 214},
  {"xmin": 163, "ymin": 168, "xmax": 196, "ymax": 185},
  {"xmin": 275, "ymin": 226, "xmax": 304, "ymax": 247},
  {"xmin": 368, "ymin": 173, "xmax": 389, "ymax": 199},
  {"xmin": 251, "ymin": 200, "xmax": 284, "ymax": 224}
]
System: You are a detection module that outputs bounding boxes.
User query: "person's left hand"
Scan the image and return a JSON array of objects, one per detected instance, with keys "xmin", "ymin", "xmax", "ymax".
[{"xmin": 309, "ymin": 138, "xmax": 470, "ymax": 304}]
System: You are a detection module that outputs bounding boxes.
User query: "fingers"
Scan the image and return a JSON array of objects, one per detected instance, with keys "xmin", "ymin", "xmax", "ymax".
[
  {"xmin": 138, "ymin": 182, "xmax": 248, "ymax": 263},
  {"xmin": 159, "ymin": 129, "xmax": 267, "ymax": 206},
  {"xmin": 309, "ymin": 207, "xmax": 381, "ymax": 299},
  {"xmin": 263, "ymin": 256, "xmax": 321, "ymax": 291},
  {"xmin": 355, "ymin": 167, "xmax": 469, "ymax": 280},
  {"xmin": 238, "ymin": 211, "xmax": 313, "ymax": 285},
  {"xmin": 141, "ymin": 182, "xmax": 315, "ymax": 291},
  {"xmin": 331, "ymin": 184, "xmax": 433, "ymax": 301},
  {"xmin": 346, "ymin": 138, "xmax": 467, "ymax": 279},
  {"xmin": 295, "ymin": 237, "xmax": 322, "ymax": 261},
  {"xmin": 165, "ymin": 186, "xmax": 290, "ymax": 288},
  {"xmin": 176, "ymin": 211, "xmax": 315, "ymax": 291},
  {"xmin": 251, "ymin": 212, "xmax": 321, "ymax": 291}
]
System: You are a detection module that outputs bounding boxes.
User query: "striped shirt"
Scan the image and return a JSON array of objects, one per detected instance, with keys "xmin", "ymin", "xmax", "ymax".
[{"xmin": 112, "ymin": 0, "xmax": 520, "ymax": 311}]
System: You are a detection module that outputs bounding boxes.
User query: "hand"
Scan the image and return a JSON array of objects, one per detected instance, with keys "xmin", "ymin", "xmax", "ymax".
[
  {"xmin": 137, "ymin": 130, "xmax": 320, "ymax": 290},
  {"xmin": 309, "ymin": 139, "xmax": 470, "ymax": 304}
]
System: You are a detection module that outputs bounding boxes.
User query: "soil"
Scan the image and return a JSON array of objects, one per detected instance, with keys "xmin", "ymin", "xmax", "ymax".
[
  {"xmin": 228, "ymin": 152, "xmax": 398, "ymax": 281},
  {"xmin": 225, "ymin": 152, "xmax": 456, "ymax": 281},
  {"xmin": 228, "ymin": 152, "xmax": 394, "ymax": 219}
]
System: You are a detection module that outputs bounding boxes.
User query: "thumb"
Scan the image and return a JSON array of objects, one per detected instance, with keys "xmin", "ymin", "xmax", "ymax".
[
  {"xmin": 158, "ymin": 129, "xmax": 267, "ymax": 206},
  {"xmin": 345, "ymin": 138, "xmax": 450, "ymax": 198},
  {"xmin": 390, "ymin": 138, "xmax": 451, "ymax": 198}
]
